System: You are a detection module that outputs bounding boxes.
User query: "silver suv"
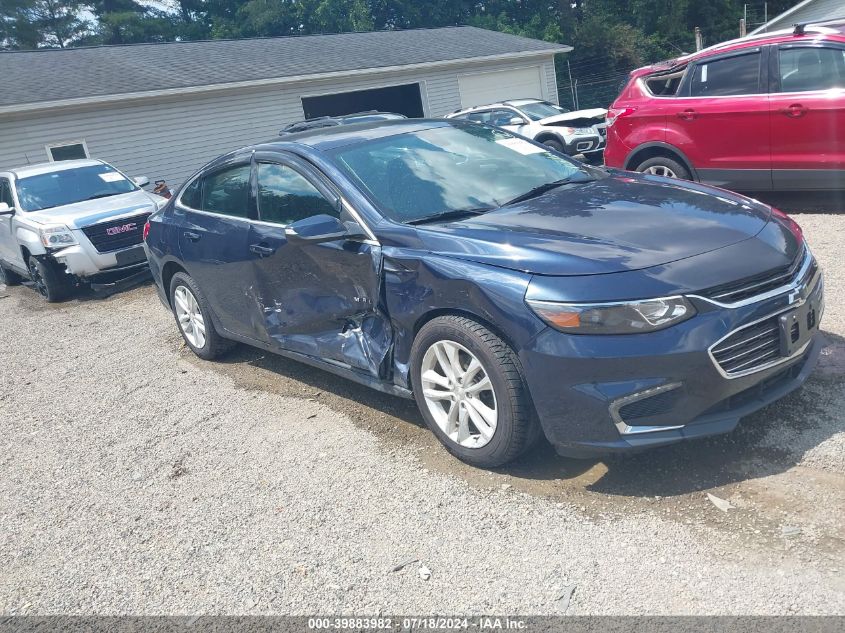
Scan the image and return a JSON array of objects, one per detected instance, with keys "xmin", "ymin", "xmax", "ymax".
[
  {"xmin": 0, "ymin": 159, "xmax": 167, "ymax": 301},
  {"xmin": 446, "ymin": 99, "xmax": 607, "ymax": 164}
]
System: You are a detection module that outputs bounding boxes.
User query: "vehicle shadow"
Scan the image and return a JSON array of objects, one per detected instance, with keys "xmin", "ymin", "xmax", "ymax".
[
  {"xmin": 502, "ymin": 331, "xmax": 845, "ymax": 498},
  {"xmin": 216, "ymin": 332, "xmax": 844, "ymax": 498},
  {"xmin": 749, "ymin": 190, "xmax": 845, "ymax": 214}
]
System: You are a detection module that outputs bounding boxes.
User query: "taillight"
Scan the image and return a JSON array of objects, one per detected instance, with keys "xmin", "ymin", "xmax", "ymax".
[
  {"xmin": 142, "ymin": 220, "xmax": 151, "ymax": 242},
  {"xmin": 606, "ymin": 106, "xmax": 637, "ymax": 127}
]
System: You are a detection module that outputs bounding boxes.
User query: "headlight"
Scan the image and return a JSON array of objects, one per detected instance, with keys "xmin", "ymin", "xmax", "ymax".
[
  {"xmin": 39, "ymin": 225, "xmax": 77, "ymax": 248},
  {"xmin": 526, "ymin": 296, "xmax": 696, "ymax": 335}
]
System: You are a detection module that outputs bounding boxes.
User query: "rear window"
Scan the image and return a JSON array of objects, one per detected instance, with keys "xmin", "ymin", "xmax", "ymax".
[
  {"xmin": 689, "ymin": 52, "xmax": 761, "ymax": 97},
  {"xmin": 644, "ymin": 67, "xmax": 688, "ymax": 96}
]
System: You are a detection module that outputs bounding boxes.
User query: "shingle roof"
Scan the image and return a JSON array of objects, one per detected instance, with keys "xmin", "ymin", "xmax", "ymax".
[{"xmin": 0, "ymin": 26, "xmax": 569, "ymax": 108}]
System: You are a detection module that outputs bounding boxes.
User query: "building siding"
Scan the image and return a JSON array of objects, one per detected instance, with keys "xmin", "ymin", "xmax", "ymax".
[
  {"xmin": 751, "ymin": 0, "xmax": 843, "ymax": 34},
  {"xmin": 1, "ymin": 55, "xmax": 559, "ymax": 187}
]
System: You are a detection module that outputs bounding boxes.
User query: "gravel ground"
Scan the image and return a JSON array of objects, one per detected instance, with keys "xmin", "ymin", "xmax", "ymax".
[{"xmin": 0, "ymin": 208, "xmax": 843, "ymax": 615}]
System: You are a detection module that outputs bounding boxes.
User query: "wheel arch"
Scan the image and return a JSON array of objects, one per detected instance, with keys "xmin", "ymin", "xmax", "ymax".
[
  {"xmin": 534, "ymin": 131, "xmax": 565, "ymax": 146},
  {"xmin": 412, "ymin": 308, "xmax": 523, "ymax": 371},
  {"xmin": 160, "ymin": 260, "xmax": 188, "ymax": 306},
  {"xmin": 624, "ymin": 142, "xmax": 699, "ymax": 181}
]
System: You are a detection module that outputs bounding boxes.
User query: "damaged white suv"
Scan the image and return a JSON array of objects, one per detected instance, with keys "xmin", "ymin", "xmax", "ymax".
[
  {"xmin": 447, "ymin": 99, "xmax": 607, "ymax": 164},
  {"xmin": 0, "ymin": 159, "xmax": 167, "ymax": 301}
]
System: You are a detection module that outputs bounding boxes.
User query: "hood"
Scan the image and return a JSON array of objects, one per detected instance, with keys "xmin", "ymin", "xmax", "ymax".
[
  {"xmin": 414, "ymin": 171, "xmax": 775, "ymax": 276},
  {"xmin": 538, "ymin": 108, "xmax": 607, "ymax": 126},
  {"xmin": 23, "ymin": 190, "xmax": 162, "ymax": 228}
]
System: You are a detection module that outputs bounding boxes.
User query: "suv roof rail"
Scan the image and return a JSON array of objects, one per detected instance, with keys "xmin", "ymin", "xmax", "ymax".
[{"xmin": 794, "ymin": 16, "xmax": 845, "ymax": 35}]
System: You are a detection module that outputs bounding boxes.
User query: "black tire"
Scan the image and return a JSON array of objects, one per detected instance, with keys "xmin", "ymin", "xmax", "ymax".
[
  {"xmin": 0, "ymin": 263, "xmax": 23, "ymax": 286},
  {"xmin": 635, "ymin": 156, "xmax": 691, "ymax": 180},
  {"xmin": 541, "ymin": 138, "xmax": 565, "ymax": 153},
  {"xmin": 582, "ymin": 152, "xmax": 604, "ymax": 166},
  {"xmin": 410, "ymin": 315, "xmax": 540, "ymax": 468},
  {"xmin": 169, "ymin": 271, "xmax": 235, "ymax": 360},
  {"xmin": 27, "ymin": 257, "xmax": 72, "ymax": 302}
]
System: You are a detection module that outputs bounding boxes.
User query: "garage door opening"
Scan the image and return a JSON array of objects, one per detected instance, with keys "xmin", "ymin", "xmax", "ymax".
[{"xmin": 301, "ymin": 83, "xmax": 425, "ymax": 119}]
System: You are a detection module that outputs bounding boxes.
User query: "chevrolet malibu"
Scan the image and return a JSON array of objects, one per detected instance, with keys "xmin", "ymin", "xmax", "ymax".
[{"xmin": 143, "ymin": 120, "xmax": 823, "ymax": 467}]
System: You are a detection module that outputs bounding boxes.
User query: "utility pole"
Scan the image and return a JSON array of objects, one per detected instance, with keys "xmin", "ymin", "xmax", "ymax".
[
  {"xmin": 694, "ymin": 27, "xmax": 703, "ymax": 51},
  {"xmin": 567, "ymin": 60, "xmax": 577, "ymax": 110},
  {"xmin": 740, "ymin": 18, "xmax": 747, "ymax": 37}
]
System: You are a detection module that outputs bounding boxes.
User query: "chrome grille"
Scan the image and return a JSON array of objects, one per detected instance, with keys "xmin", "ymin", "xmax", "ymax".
[
  {"xmin": 81, "ymin": 213, "xmax": 150, "ymax": 253},
  {"xmin": 704, "ymin": 247, "xmax": 811, "ymax": 305},
  {"xmin": 711, "ymin": 316, "xmax": 781, "ymax": 375}
]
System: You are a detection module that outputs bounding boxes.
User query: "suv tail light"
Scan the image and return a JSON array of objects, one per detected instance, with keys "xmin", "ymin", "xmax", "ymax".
[
  {"xmin": 606, "ymin": 106, "xmax": 637, "ymax": 127},
  {"xmin": 142, "ymin": 220, "xmax": 151, "ymax": 242}
]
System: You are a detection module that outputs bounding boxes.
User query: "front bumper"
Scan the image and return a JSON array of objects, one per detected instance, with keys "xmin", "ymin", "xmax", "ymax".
[
  {"xmin": 563, "ymin": 133, "xmax": 603, "ymax": 156},
  {"xmin": 50, "ymin": 242, "xmax": 148, "ymax": 278},
  {"xmin": 520, "ymin": 272, "xmax": 824, "ymax": 456}
]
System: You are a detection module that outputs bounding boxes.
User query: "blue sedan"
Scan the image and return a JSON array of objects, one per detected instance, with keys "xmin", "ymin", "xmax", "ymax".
[{"xmin": 143, "ymin": 119, "xmax": 823, "ymax": 467}]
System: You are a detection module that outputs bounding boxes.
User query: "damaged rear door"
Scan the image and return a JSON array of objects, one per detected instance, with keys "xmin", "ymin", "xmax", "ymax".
[{"xmin": 247, "ymin": 153, "xmax": 391, "ymax": 377}]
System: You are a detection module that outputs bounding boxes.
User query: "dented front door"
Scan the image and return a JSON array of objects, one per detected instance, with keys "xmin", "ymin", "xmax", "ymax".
[{"xmin": 247, "ymin": 158, "xmax": 390, "ymax": 377}]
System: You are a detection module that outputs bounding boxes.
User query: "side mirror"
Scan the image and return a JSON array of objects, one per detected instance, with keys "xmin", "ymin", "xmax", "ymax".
[
  {"xmin": 133, "ymin": 176, "xmax": 150, "ymax": 188},
  {"xmin": 0, "ymin": 202, "xmax": 14, "ymax": 216},
  {"xmin": 508, "ymin": 117, "xmax": 524, "ymax": 126},
  {"xmin": 285, "ymin": 214, "xmax": 368, "ymax": 244}
]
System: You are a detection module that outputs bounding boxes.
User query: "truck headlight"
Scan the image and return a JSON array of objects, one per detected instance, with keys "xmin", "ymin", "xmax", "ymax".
[
  {"xmin": 39, "ymin": 225, "xmax": 77, "ymax": 248},
  {"xmin": 526, "ymin": 296, "xmax": 696, "ymax": 335}
]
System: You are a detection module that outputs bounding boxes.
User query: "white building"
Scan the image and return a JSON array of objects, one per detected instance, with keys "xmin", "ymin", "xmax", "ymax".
[
  {"xmin": 750, "ymin": 0, "xmax": 844, "ymax": 35},
  {"xmin": 0, "ymin": 27, "xmax": 569, "ymax": 186}
]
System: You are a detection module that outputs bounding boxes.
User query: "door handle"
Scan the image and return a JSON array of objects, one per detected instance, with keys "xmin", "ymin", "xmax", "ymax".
[
  {"xmin": 778, "ymin": 103, "xmax": 808, "ymax": 118},
  {"xmin": 676, "ymin": 109, "xmax": 698, "ymax": 121},
  {"xmin": 249, "ymin": 243, "xmax": 276, "ymax": 257},
  {"xmin": 183, "ymin": 231, "xmax": 201, "ymax": 242}
]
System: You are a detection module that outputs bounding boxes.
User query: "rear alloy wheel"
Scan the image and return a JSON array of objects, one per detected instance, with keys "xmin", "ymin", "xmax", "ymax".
[
  {"xmin": 635, "ymin": 156, "xmax": 691, "ymax": 181},
  {"xmin": 27, "ymin": 257, "xmax": 72, "ymax": 302},
  {"xmin": 174, "ymin": 285, "xmax": 207, "ymax": 349},
  {"xmin": 169, "ymin": 272, "xmax": 235, "ymax": 360},
  {"xmin": 411, "ymin": 315, "xmax": 540, "ymax": 467}
]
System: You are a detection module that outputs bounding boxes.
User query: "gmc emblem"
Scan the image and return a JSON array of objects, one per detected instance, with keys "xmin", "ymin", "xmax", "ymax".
[{"xmin": 106, "ymin": 222, "xmax": 137, "ymax": 236}]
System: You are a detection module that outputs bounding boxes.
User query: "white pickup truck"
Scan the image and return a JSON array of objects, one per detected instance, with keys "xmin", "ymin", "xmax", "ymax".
[{"xmin": 0, "ymin": 159, "xmax": 168, "ymax": 301}]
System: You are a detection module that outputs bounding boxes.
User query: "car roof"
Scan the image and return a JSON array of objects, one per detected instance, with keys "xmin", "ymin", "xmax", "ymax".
[
  {"xmin": 261, "ymin": 118, "xmax": 455, "ymax": 152},
  {"xmin": 634, "ymin": 18, "xmax": 845, "ymax": 76},
  {"xmin": 9, "ymin": 158, "xmax": 104, "ymax": 178}
]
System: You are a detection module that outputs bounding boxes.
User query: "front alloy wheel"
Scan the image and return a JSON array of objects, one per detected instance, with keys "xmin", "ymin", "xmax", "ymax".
[
  {"xmin": 420, "ymin": 340, "xmax": 498, "ymax": 448},
  {"xmin": 173, "ymin": 285, "xmax": 207, "ymax": 349},
  {"xmin": 410, "ymin": 315, "xmax": 540, "ymax": 467}
]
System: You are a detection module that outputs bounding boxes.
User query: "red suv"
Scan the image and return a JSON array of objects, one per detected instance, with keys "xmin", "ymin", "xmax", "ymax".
[{"xmin": 604, "ymin": 19, "xmax": 845, "ymax": 191}]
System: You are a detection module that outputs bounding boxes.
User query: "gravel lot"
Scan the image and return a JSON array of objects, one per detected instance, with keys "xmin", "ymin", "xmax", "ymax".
[{"xmin": 1, "ymin": 206, "xmax": 843, "ymax": 615}]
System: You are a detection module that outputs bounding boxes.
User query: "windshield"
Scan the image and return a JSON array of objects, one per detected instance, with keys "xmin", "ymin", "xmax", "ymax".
[
  {"xmin": 517, "ymin": 101, "xmax": 570, "ymax": 121},
  {"xmin": 15, "ymin": 164, "xmax": 136, "ymax": 212},
  {"xmin": 329, "ymin": 123, "xmax": 584, "ymax": 223}
]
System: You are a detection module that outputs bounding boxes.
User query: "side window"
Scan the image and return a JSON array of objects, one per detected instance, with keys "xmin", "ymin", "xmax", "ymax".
[
  {"xmin": 490, "ymin": 109, "xmax": 520, "ymax": 126},
  {"xmin": 466, "ymin": 110, "xmax": 491, "ymax": 123},
  {"xmin": 779, "ymin": 47, "xmax": 845, "ymax": 92},
  {"xmin": 179, "ymin": 177, "xmax": 202, "ymax": 209},
  {"xmin": 689, "ymin": 52, "xmax": 761, "ymax": 97},
  {"xmin": 202, "ymin": 165, "xmax": 251, "ymax": 218},
  {"xmin": 0, "ymin": 179, "xmax": 14, "ymax": 207},
  {"xmin": 256, "ymin": 163, "xmax": 338, "ymax": 225}
]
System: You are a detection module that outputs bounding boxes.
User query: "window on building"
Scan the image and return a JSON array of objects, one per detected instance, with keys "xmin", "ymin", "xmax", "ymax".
[{"xmin": 45, "ymin": 141, "xmax": 90, "ymax": 162}]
